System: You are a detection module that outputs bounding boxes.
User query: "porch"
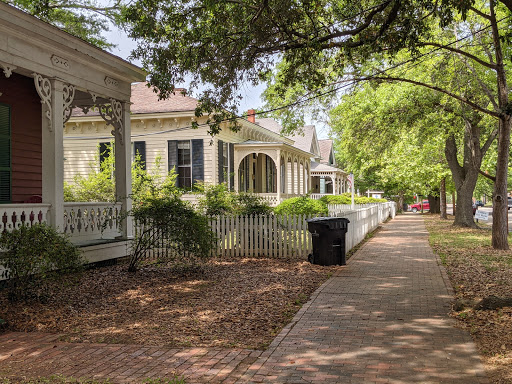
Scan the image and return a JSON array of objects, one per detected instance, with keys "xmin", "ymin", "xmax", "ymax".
[
  {"xmin": 234, "ymin": 141, "xmax": 312, "ymax": 206},
  {"xmin": 0, "ymin": 2, "xmax": 145, "ymax": 258}
]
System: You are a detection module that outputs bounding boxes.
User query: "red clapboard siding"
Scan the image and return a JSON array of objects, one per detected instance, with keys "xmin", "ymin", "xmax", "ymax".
[{"xmin": 0, "ymin": 73, "xmax": 42, "ymax": 203}]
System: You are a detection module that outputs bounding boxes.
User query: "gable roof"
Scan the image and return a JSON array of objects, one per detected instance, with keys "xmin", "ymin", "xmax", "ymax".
[
  {"xmin": 255, "ymin": 119, "xmax": 320, "ymax": 156},
  {"xmin": 318, "ymin": 139, "xmax": 334, "ymax": 164}
]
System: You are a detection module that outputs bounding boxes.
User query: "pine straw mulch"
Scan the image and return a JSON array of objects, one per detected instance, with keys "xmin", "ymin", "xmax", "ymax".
[
  {"xmin": 424, "ymin": 215, "xmax": 512, "ymax": 384},
  {"xmin": 0, "ymin": 258, "xmax": 339, "ymax": 350}
]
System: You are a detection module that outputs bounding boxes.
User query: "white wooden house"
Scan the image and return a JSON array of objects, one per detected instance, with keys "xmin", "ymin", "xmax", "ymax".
[
  {"xmin": 0, "ymin": 2, "xmax": 146, "ymax": 261},
  {"xmin": 64, "ymin": 83, "xmax": 346, "ymax": 206}
]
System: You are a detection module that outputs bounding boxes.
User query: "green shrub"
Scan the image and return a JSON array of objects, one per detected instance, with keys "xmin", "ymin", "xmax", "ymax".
[
  {"xmin": 196, "ymin": 183, "xmax": 273, "ymax": 216},
  {"xmin": 320, "ymin": 193, "xmax": 387, "ymax": 205},
  {"xmin": 130, "ymin": 196, "xmax": 215, "ymax": 272},
  {"xmin": 0, "ymin": 224, "xmax": 83, "ymax": 302},
  {"xmin": 65, "ymin": 146, "xmax": 179, "ymax": 204},
  {"xmin": 274, "ymin": 196, "xmax": 328, "ymax": 216},
  {"xmin": 196, "ymin": 183, "xmax": 233, "ymax": 216},
  {"xmin": 231, "ymin": 193, "xmax": 273, "ymax": 215}
]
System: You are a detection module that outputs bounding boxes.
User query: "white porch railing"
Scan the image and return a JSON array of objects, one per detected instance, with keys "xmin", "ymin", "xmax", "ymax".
[
  {"xmin": 63, "ymin": 202, "xmax": 122, "ymax": 242},
  {"xmin": 0, "ymin": 204, "xmax": 51, "ymax": 232}
]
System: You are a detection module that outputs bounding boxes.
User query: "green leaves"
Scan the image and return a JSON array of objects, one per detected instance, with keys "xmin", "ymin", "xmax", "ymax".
[
  {"xmin": 0, "ymin": 224, "xmax": 83, "ymax": 302},
  {"xmin": 5, "ymin": 0, "xmax": 120, "ymax": 49}
]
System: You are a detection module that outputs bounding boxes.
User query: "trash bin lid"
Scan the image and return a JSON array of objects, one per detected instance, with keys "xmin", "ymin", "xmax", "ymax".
[{"xmin": 306, "ymin": 217, "xmax": 350, "ymax": 229}]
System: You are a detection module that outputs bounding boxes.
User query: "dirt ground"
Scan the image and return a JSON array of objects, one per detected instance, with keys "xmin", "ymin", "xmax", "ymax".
[
  {"xmin": 424, "ymin": 215, "xmax": 512, "ymax": 384},
  {"xmin": 0, "ymin": 258, "xmax": 339, "ymax": 350}
]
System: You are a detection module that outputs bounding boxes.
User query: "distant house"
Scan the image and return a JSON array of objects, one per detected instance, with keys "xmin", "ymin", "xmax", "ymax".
[
  {"xmin": 366, "ymin": 190, "xmax": 385, "ymax": 199},
  {"xmin": 64, "ymin": 84, "xmax": 348, "ymax": 205},
  {"xmin": 0, "ymin": 2, "xmax": 146, "ymax": 262}
]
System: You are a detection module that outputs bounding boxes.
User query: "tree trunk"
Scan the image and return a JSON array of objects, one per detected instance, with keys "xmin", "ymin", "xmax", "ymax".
[
  {"xmin": 428, "ymin": 194, "xmax": 440, "ymax": 214},
  {"xmin": 398, "ymin": 191, "xmax": 404, "ymax": 213},
  {"xmin": 489, "ymin": 0, "xmax": 510, "ymax": 249},
  {"xmin": 492, "ymin": 115, "xmax": 511, "ymax": 249},
  {"xmin": 445, "ymin": 132, "xmax": 480, "ymax": 228},
  {"xmin": 440, "ymin": 178, "xmax": 447, "ymax": 219},
  {"xmin": 452, "ymin": 190, "xmax": 456, "ymax": 216}
]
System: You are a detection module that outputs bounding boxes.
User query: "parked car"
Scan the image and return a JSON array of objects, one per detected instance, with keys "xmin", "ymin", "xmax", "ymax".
[
  {"xmin": 475, "ymin": 200, "xmax": 484, "ymax": 207},
  {"xmin": 410, "ymin": 200, "xmax": 429, "ymax": 213},
  {"xmin": 508, "ymin": 197, "xmax": 512, "ymax": 210}
]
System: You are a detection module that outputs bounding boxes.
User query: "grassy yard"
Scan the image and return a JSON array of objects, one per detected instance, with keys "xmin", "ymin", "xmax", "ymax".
[{"xmin": 424, "ymin": 215, "xmax": 512, "ymax": 384}]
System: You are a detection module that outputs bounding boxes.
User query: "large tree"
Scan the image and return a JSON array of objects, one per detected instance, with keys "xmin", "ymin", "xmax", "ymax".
[
  {"xmin": 3, "ymin": 0, "xmax": 122, "ymax": 49},
  {"xmin": 124, "ymin": 0, "xmax": 511, "ymax": 248}
]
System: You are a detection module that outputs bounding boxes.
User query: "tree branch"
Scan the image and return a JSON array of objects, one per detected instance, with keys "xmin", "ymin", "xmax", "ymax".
[
  {"xmin": 479, "ymin": 169, "xmax": 496, "ymax": 181},
  {"xmin": 368, "ymin": 76, "xmax": 500, "ymax": 118},
  {"xmin": 418, "ymin": 42, "xmax": 497, "ymax": 69}
]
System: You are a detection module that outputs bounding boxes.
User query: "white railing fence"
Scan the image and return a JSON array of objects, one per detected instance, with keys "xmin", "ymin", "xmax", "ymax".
[
  {"xmin": 0, "ymin": 204, "xmax": 51, "ymax": 232},
  {"xmin": 63, "ymin": 202, "xmax": 122, "ymax": 242},
  {"xmin": 328, "ymin": 202, "xmax": 396, "ymax": 251}
]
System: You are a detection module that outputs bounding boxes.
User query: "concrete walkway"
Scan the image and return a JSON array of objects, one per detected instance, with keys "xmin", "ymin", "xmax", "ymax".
[{"xmin": 0, "ymin": 214, "xmax": 487, "ymax": 383}]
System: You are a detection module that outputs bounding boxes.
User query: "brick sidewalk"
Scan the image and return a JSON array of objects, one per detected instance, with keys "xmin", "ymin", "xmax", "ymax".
[
  {"xmin": 0, "ymin": 214, "xmax": 487, "ymax": 383},
  {"xmin": 239, "ymin": 213, "xmax": 487, "ymax": 383}
]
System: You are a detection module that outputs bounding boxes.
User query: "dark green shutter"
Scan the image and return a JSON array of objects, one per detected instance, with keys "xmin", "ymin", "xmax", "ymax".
[
  {"xmin": 229, "ymin": 143, "xmax": 235, "ymax": 191},
  {"xmin": 0, "ymin": 104, "xmax": 11, "ymax": 203},
  {"xmin": 218, "ymin": 139, "xmax": 224, "ymax": 183},
  {"xmin": 134, "ymin": 141, "xmax": 146, "ymax": 170},
  {"xmin": 167, "ymin": 140, "xmax": 178, "ymax": 185},
  {"xmin": 191, "ymin": 139, "xmax": 204, "ymax": 185}
]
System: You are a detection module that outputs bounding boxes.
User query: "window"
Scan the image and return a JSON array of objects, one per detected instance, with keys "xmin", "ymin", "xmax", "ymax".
[
  {"xmin": 99, "ymin": 142, "xmax": 112, "ymax": 168},
  {"xmin": 0, "ymin": 104, "xmax": 11, "ymax": 203},
  {"xmin": 132, "ymin": 141, "xmax": 146, "ymax": 170},
  {"xmin": 177, "ymin": 140, "xmax": 192, "ymax": 189}
]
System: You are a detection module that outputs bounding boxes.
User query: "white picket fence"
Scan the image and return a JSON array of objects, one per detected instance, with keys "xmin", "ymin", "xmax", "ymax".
[
  {"xmin": 209, "ymin": 214, "xmax": 313, "ymax": 258},
  {"xmin": 209, "ymin": 202, "xmax": 396, "ymax": 259}
]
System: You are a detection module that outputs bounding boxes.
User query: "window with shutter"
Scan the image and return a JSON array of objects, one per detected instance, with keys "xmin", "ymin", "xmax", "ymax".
[
  {"xmin": 99, "ymin": 142, "xmax": 111, "ymax": 168},
  {"xmin": 0, "ymin": 104, "xmax": 11, "ymax": 203},
  {"xmin": 177, "ymin": 140, "xmax": 192, "ymax": 189}
]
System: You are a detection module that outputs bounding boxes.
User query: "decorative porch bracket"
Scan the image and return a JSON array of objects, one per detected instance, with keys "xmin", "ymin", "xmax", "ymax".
[
  {"xmin": 33, "ymin": 73, "xmax": 75, "ymax": 131},
  {"xmin": 0, "ymin": 61, "xmax": 16, "ymax": 78},
  {"xmin": 98, "ymin": 98, "xmax": 123, "ymax": 144}
]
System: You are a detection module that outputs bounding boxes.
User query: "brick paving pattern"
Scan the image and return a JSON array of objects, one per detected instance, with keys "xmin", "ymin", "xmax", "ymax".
[
  {"xmin": 0, "ymin": 214, "xmax": 487, "ymax": 383},
  {"xmin": 240, "ymin": 214, "xmax": 487, "ymax": 383}
]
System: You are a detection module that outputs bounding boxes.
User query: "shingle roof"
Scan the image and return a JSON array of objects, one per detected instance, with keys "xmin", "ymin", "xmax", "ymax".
[
  {"xmin": 72, "ymin": 82, "xmax": 198, "ymax": 116},
  {"xmin": 255, "ymin": 119, "xmax": 316, "ymax": 154},
  {"xmin": 318, "ymin": 139, "xmax": 333, "ymax": 164},
  {"xmin": 130, "ymin": 83, "xmax": 198, "ymax": 114},
  {"xmin": 311, "ymin": 161, "xmax": 340, "ymax": 172}
]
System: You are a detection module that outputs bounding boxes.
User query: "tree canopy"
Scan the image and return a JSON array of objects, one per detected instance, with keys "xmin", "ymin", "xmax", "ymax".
[{"xmin": 3, "ymin": 0, "xmax": 122, "ymax": 49}]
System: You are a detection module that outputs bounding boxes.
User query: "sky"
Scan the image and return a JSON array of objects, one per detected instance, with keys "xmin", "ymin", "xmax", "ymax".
[{"xmin": 105, "ymin": 26, "xmax": 331, "ymax": 139}]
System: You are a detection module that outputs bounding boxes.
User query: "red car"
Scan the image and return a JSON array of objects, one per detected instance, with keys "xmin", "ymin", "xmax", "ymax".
[{"xmin": 410, "ymin": 200, "xmax": 429, "ymax": 213}]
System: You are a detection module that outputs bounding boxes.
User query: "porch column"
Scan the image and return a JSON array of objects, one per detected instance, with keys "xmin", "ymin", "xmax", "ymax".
[
  {"xmin": 296, "ymin": 160, "xmax": 300, "ymax": 195},
  {"xmin": 333, "ymin": 176, "xmax": 337, "ymax": 195},
  {"xmin": 115, "ymin": 101, "xmax": 132, "ymax": 239},
  {"xmin": 234, "ymin": 152, "xmax": 239, "ymax": 192},
  {"xmin": 276, "ymin": 150, "xmax": 281, "ymax": 201},
  {"xmin": 40, "ymin": 77, "xmax": 65, "ymax": 230},
  {"xmin": 290, "ymin": 159, "xmax": 295, "ymax": 195}
]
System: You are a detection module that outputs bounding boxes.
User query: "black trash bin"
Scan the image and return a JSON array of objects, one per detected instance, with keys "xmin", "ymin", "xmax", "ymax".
[{"xmin": 306, "ymin": 217, "xmax": 350, "ymax": 266}]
